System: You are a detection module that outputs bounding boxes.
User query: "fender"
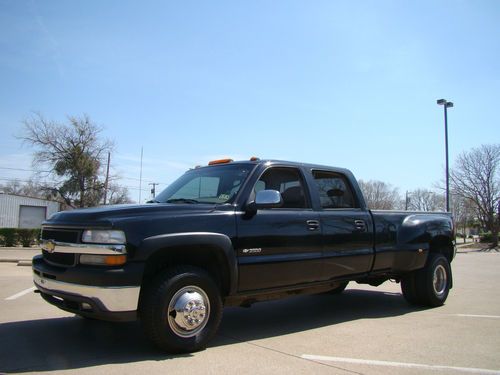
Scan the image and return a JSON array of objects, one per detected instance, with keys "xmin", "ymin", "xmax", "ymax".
[
  {"xmin": 394, "ymin": 213, "xmax": 454, "ymax": 271},
  {"xmin": 399, "ymin": 213, "xmax": 454, "ymax": 246},
  {"xmin": 136, "ymin": 232, "xmax": 238, "ymax": 295},
  {"xmin": 372, "ymin": 212, "xmax": 455, "ymax": 273}
]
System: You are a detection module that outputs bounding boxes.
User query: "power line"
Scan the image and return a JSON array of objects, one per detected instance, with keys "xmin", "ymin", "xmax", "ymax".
[
  {"xmin": 0, "ymin": 176, "xmax": 152, "ymax": 192},
  {"xmin": 0, "ymin": 166, "xmax": 50, "ymax": 173},
  {"xmin": 0, "ymin": 177, "xmax": 52, "ymax": 185},
  {"xmin": 117, "ymin": 176, "xmax": 169, "ymax": 185},
  {"xmin": 0, "ymin": 166, "xmax": 169, "ymax": 185}
]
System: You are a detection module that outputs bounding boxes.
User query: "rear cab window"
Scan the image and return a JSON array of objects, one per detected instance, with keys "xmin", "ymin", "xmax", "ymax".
[{"xmin": 312, "ymin": 170, "xmax": 359, "ymax": 209}]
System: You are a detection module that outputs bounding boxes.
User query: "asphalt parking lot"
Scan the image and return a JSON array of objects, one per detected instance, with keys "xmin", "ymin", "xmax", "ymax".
[{"xmin": 1, "ymin": 251, "xmax": 499, "ymax": 375}]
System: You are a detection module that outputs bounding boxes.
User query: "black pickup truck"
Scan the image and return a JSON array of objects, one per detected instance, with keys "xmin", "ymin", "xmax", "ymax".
[{"xmin": 33, "ymin": 158, "xmax": 455, "ymax": 352}]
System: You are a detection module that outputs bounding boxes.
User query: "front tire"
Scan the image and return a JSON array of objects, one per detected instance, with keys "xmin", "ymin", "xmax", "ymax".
[
  {"xmin": 140, "ymin": 266, "xmax": 223, "ymax": 353},
  {"xmin": 401, "ymin": 253, "xmax": 452, "ymax": 307}
]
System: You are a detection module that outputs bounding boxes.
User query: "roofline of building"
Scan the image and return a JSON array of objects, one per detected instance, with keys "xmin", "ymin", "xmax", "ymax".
[{"xmin": 0, "ymin": 192, "xmax": 61, "ymax": 205}]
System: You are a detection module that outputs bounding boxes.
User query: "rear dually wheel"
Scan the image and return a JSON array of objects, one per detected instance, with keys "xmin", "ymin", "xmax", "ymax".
[{"xmin": 401, "ymin": 253, "xmax": 452, "ymax": 307}]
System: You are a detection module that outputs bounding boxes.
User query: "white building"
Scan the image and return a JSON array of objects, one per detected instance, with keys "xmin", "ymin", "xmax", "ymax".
[{"xmin": 0, "ymin": 193, "xmax": 60, "ymax": 228}]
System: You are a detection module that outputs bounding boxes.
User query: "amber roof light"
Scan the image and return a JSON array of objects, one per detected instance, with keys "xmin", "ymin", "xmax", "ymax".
[{"xmin": 208, "ymin": 158, "xmax": 233, "ymax": 165}]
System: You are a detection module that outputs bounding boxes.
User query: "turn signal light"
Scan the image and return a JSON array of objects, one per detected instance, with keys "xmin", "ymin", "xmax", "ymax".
[
  {"xmin": 80, "ymin": 254, "xmax": 127, "ymax": 266},
  {"xmin": 105, "ymin": 255, "xmax": 127, "ymax": 266}
]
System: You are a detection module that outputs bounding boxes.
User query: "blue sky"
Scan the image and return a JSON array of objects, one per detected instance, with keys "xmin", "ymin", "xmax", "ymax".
[{"xmin": 0, "ymin": 0, "xmax": 499, "ymax": 202}]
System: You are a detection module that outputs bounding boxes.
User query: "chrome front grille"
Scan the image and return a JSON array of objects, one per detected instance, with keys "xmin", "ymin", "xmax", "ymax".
[
  {"xmin": 42, "ymin": 250, "xmax": 77, "ymax": 267},
  {"xmin": 41, "ymin": 227, "xmax": 81, "ymax": 267},
  {"xmin": 41, "ymin": 228, "xmax": 81, "ymax": 243}
]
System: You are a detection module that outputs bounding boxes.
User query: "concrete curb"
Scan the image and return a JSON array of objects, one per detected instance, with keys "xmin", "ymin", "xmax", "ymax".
[
  {"xmin": 0, "ymin": 247, "xmax": 39, "ymax": 250},
  {"xmin": 0, "ymin": 249, "xmax": 38, "ymax": 266},
  {"xmin": 455, "ymin": 242, "xmax": 483, "ymax": 253},
  {"xmin": 0, "ymin": 259, "xmax": 33, "ymax": 266}
]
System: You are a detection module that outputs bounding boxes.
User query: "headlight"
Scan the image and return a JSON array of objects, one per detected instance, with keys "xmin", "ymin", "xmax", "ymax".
[{"xmin": 81, "ymin": 230, "xmax": 126, "ymax": 244}]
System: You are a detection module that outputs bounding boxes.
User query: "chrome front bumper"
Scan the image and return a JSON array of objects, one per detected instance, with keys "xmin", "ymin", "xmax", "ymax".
[{"xmin": 33, "ymin": 272, "xmax": 140, "ymax": 312}]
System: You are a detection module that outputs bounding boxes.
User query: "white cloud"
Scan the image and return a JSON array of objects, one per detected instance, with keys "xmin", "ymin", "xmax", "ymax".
[{"xmin": 30, "ymin": 2, "xmax": 65, "ymax": 79}]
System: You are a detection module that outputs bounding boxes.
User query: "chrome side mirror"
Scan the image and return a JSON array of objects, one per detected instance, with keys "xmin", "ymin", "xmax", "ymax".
[
  {"xmin": 254, "ymin": 190, "xmax": 283, "ymax": 209},
  {"xmin": 246, "ymin": 190, "xmax": 283, "ymax": 214}
]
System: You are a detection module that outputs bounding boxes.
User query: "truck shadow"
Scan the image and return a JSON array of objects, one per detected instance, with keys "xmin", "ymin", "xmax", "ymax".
[
  {"xmin": 216, "ymin": 288, "xmax": 421, "ymax": 344},
  {"xmin": 0, "ymin": 289, "xmax": 423, "ymax": 373}
]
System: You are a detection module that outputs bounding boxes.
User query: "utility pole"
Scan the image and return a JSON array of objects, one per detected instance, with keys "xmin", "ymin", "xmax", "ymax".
[
  {"xmin": 149, "ymin": 182, "xmax": 159, "ymax": 198},
  {"xmin": 405, "ymin": 191, "xmax": 410, "ymax": 211},
  {"xmin": 103, "ymin": 152, "xmax": 111, "ymax": 205},
  {"xmin": 139, "ymin": 147, "xmax": 143, "ymax": 203}
]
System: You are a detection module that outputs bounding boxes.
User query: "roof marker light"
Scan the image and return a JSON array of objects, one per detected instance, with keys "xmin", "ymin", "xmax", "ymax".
[{"xmin": 208, "ymin": 158, "xmax": 233, "ymax": 165}]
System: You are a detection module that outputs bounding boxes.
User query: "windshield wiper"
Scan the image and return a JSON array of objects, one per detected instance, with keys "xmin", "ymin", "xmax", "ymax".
[
  {"xmin": 146, "ymin": 199, "xmax": 160, "ymax": 203},
  {"xmin": 166, "ymin": 198, "xmax": 200, "ymax": 204}
]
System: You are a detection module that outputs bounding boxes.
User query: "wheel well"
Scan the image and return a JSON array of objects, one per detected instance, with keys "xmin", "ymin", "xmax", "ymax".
[
  {"xmin": 429, "ymin": 236, "xmax": 454, "ymax": 263},
  {"xmin": 141, "ymin": 245, "xmax": 231, "ymax": 296}
]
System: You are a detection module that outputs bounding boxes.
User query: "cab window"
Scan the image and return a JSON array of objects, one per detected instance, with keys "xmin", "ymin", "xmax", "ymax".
[
  {"xmin": 255, "ymin": 167, "xmax": 309, "ymax": 209},
  {"xmin": 312, "ymin": 170, "xmax": 358, "ymax": 209}
]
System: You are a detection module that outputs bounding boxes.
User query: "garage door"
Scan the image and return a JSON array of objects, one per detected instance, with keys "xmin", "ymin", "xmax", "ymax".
[{"xmin": 19, "ymin": 205, "xmax": 46, "ymax": 228}]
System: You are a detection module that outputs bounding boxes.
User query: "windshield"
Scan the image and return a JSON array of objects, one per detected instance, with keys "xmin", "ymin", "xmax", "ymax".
[{"xmin": 154, "ymin": 163, "xmax": 255, "ymax": 204}]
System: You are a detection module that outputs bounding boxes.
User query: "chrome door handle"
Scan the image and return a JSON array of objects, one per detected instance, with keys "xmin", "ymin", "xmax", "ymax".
[
  {"xmin": 307, "ymin": 220, "xmax": 320, "ymax": 231},
  {"xmin": 354, "ymin": 220, "xmax": 366, "ymax": 232}
]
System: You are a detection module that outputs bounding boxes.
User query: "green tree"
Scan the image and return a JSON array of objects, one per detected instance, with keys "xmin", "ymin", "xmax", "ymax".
[{"xmin": 21, "ymin": 113, "xmax": 113, "ymax": 208}]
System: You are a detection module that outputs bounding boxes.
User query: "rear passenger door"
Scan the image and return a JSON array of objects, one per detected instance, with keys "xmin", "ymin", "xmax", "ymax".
[
  {"xmin": 311, "ymin": 170, "xmax": 375, "ymax": 278},
  {"xmin": 236, "ymin": 167, "xmax": 323, "ymax": 291}
]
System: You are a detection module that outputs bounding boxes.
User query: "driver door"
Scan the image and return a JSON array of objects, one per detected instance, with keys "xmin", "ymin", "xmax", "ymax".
[{"xmin": 235, "ymin": 167, "xmax": 323, "ymax": 292}]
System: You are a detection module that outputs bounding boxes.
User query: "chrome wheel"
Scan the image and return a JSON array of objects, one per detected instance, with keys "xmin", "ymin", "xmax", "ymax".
[
  {"xmin": 167, "ymin": 285, "xmax": 210, "ymax": 338},
  {"xmin": 433, "ymin": 264, "xmax": 447, "ymax": 297}
]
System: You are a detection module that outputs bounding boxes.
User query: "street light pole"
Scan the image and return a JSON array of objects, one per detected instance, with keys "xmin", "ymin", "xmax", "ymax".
[{"xmin": 437, "ymin": 99, "xmax": 454, "ymax": 212}]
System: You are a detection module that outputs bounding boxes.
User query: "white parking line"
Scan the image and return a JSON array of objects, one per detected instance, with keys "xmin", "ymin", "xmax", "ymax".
[
  {"xmin": 301, "ymin": 355, "xmax": 500, "ymax": 374},
  {"xmin": 452, "ymin": 314, "xmax": 500, "ymax": 319},
  {"xmin": 5, "ymin": 286, "xmax": 36, "ymax": 300}
]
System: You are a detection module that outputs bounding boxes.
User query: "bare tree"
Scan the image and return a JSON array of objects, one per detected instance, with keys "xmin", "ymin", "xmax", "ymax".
[
  {"xmin": 358, "ymin": 180, "xmax": 402, "ymax": 210},
  {"xmin": 0, "ymin": 179, "xmax": 57, "ymax": 201},
  {"xmin": 450, "ymin": 144, "xmax": 499, "ymax": 249},
  {"xmin": 0, "ymin": 180, "xmax": 27, "ymax": 195},
  {"xmin": 20, "ymin": 113, "xmax": 113, "ymax": 208},
  {"xmin": 407, "ymin": 189, "xmax": 445, "ymax": 212},
  {"xmin": 107, "ymin": 184, "xmax": 133, "ymax": 205},
  {"xmin": 451, "ymin": 194, "xmax": 475, "ymax": 243}
]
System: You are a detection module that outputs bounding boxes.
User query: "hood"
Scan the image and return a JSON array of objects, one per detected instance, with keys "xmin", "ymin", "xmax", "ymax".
[{"xmin": 45, "ymin": 203, "xmax": 218, "ymax": 227}]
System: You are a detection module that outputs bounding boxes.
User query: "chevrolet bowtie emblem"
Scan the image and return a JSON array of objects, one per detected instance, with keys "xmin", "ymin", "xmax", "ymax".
[{"xmin": 44, "ymin": 240, "xmax": 56, "ymax": 253}]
